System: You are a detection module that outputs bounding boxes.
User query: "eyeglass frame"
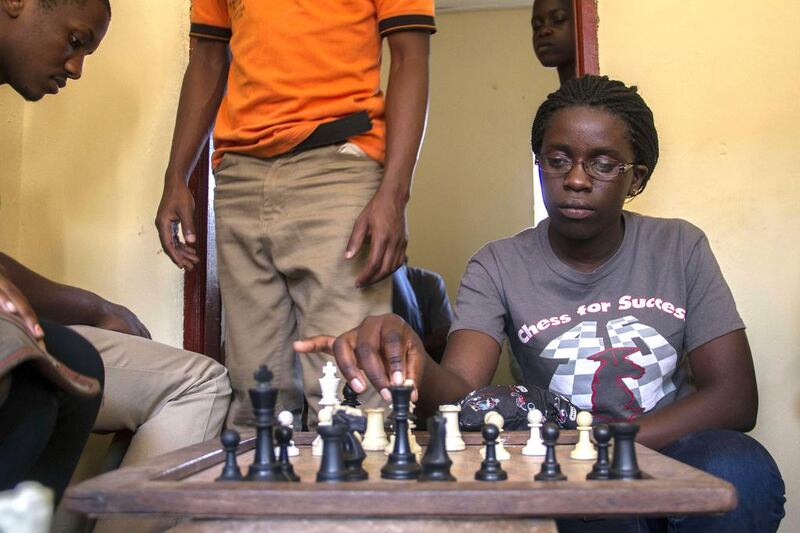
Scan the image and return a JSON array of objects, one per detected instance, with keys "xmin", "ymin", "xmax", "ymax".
[{"xmin": 535, "ymin": 153, "xmax": 637, "ymax": 182}]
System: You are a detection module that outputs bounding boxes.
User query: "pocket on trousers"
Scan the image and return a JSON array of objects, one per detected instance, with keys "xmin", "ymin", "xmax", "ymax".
[{"xmin": 336, "ymin": 142, "xmax": 369, "ymax": 158}]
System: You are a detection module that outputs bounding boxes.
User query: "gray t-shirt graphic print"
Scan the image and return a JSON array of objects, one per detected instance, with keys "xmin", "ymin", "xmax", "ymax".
[{"xmin": 451, "ymin": 211, "xmax": 744, "ymax": 422}]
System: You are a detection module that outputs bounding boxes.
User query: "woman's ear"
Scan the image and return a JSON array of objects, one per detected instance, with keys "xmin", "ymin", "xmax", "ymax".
[{"xmin": 629, "ymin": 164, "xmax": 648, "ymax": 196}]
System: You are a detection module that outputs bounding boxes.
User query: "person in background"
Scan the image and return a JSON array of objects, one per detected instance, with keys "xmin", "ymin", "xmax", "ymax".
[
  {"xmin": 0, "ymin": 0, "xmax": 231, "ymax": 507},
  {"xmin": 156, "ymin": 0, "xmax": 435, "ymax": 427},
  {"xmin": 392, "ymin": 259, "xmax": 453, "ymax": 363},
  {"xmin": 532, "ymin": 0, "xmax": 576, "ymax": 85}
]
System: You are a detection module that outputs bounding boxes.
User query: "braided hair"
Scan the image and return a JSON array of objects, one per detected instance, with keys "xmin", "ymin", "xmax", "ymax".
[{"xmin": 531, "ymin": 75, "xmax": 658, "ymax": 197}]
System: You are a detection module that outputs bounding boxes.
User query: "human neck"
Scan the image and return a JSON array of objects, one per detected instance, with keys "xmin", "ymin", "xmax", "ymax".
[
  {"xmin": 557, "ymin": 62, "xmax": 577, "ymax": 85},
  {"xmin": 547, "ymin": 215, "xmax": 625, "ymax": 273}
]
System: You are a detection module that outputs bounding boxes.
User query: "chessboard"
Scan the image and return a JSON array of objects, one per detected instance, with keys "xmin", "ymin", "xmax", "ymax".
[{"xmin": 65, "ymin": 429, "xmax": 736, "ymax": 532}]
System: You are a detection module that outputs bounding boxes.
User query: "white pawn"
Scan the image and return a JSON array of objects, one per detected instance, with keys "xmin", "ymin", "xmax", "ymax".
[
  {"xmin": 312, "ymin": 407, "xmax": 333, "ymax": 456},
  {"xmin": 480, "ymin": 411, "xmax": 511, "ymax": 461},
  {"xmin": 570, "ymin": 410, "xmax": 598, "ymax": 461},
  {"xmin": 362, "ymin": 408, "xmax": 389, "ymax": 451},
  {"xmin": 274, "ymin": 410, "xmax": 300, "ymax": 457},
  {"xmin": 318, "ymin": 361, "xmax": 341, "ymax": 408},
  {"xmin": 408, "ymin": 402, "xmax": 422, "ymax": 456},
  {"xmin": 439, "ymin": 404, "xmax": 466, "ymax": 452},
  {"xmin": 521, "ymin": 408, "xmax": 547, "ymax": 456}
]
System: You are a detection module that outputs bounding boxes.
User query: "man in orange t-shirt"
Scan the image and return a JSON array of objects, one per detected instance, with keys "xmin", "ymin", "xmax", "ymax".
[{"xmin": 156, "ymin": 0, "xmax": 435, "ymax": 427}]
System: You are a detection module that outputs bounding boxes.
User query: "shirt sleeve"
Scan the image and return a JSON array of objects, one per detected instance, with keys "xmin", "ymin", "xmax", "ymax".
[
  {"xmin": 683, "ymin": 233, "xmax": 746, "ymax": 353},
  {"xmin": 375, "ymin": 0, "xmax": 436, "ymax": 37},
  {"xmin": 190, "ymin": 0, "xmax": 232, "ymax": 42},
  {"xmin": 450, "ymin": 247, "xmax": 508, "ymax": 347}
]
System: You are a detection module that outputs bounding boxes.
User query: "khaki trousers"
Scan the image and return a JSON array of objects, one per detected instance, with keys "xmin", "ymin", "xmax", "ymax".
[
  {"xmin": 214, "ymin": 144, "xmax": 391, "ymax": 428},
  {"xmin": 70, "ymin": 326, "xmax": 231, "ymax": 466}
]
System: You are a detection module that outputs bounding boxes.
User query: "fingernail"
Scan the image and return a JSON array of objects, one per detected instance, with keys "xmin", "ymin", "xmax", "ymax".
[
  {"xmin": 392, "ymin": 371, "xmax": 403, "ymax": 385},
  {"xmin": 350, "ymin": 378, "xmax": 365, "ymax": 392},
  {"xmin": 34, "ymin": 324, "xmax": 44, "ymax": 338},
  {"xmin": 345, "ymin": 250, "xmax": 354, "ymax": 259},
  {"xmin": 5, "ymin": 301, "xmax": 16, "ymax": 312},
  {"xmin": 380, "ymin": 388, "xmax": 391, "ymax": 401}
]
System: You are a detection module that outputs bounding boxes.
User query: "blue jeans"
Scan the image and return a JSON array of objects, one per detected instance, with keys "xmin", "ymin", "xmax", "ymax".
[{"xmin": 557, "ymin": 429, "xmax": 785, "ymax": 533}]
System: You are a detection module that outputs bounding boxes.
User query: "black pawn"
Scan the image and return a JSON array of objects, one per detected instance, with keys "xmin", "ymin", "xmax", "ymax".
[
  {"xmin": 381, "ymin": 385, "xmax": 421, "ymax": 480},
  {"xmin": 316, "ymin": 422, "xmax": 349, "ymax": 482},
  {"xmin": 534, "ymin": 421, "xmax": 567, "ymax": 481},
  {"xmin": 275, "ymin": 425, "xmax": 300, "ymax": 482},
  {"xmin": 587, "ymin": 423, "xmax": 612, "ymax": 480},
  {"xmin": 419, "ymin": 414, "xmax": 456, "ymax": 482},
  {"xmin": 246, "ymin": 366, "xmax": 285, "ymax": 482},
  {"xmin": 341, "ymin": 383, "xmax": 361, "ymax": 408},
  {"xmin": 475, "ymin": 423, "xmax": 508, "ymax": 481},
  {"xmin": 609, "ymin": 422, "xmax": 642, "ymax": 480},
  {"xmin": 216, "ymin": 429, "xmax": 244, "ymax": 481}
]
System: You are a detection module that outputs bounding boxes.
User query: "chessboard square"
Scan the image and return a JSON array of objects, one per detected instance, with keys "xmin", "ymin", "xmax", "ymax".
[
  {"xmin": 572, "ymin": 373, "xmax": 595, "ymax": 392},
  {"xmin": 541, "ymin": 346, "xmax": 579, "ymax": 360},
  {"xmin": 637, "ymin": 378, "xmax": 666, "ymax": 410},
  {"xmin": 571, "ymin": 393, "xmax": 593, "ymax": 410},
  {"xmin": 549, "ymin": 373, "xmax": 575, "ymax": 396},
  {"xmin": 573, "ymin": 357, "xmax": 601, "ymax": 376}
]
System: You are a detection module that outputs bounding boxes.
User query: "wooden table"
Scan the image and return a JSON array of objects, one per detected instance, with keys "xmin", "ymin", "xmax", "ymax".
[{"xmin": 65, "ymin": 431, "xmax": 736, "ymax": 532}]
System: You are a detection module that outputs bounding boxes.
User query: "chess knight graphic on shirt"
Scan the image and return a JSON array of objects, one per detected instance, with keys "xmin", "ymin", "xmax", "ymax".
[{"xmin": 538, "ymin": 316, "xmax": 678, "ymax": 422}]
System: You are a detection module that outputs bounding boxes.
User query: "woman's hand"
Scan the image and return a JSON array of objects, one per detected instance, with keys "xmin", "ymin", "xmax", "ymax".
[{"xmin": 294, "ymin": 314, "xmax": 427, "ymax": 402}]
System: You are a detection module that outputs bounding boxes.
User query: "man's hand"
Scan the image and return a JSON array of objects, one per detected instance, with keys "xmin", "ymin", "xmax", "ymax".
[
  {"xmin": 155, "ymin": 179, "xmax": 199, "ymax": 271},
  {"xmin": 95, "ymin": 300, "xmax": 151, "ymax": 338},
  {"xmin": 0, "ymin": 270, "xmax": 43, "ymax": 340},
  {"xmin": 294, "ymin": 314, "xmax": 426, "ymax": 402},
  {"xmin": 345, "ymin": 189, "xmax": 408, "ymax": 288}
]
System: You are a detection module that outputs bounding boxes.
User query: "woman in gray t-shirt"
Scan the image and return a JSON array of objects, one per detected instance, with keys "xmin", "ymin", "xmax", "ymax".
[{"xmin": 297, "ymin": 75, "xmax": 784, "ymax": 532}]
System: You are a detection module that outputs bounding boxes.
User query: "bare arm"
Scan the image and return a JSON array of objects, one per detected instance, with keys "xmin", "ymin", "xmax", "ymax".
[
  {"xmin": 295, "ymin": 315, "xmax": 499, "ymax": 418},
  {"xmin": 0, "ymin": 253, "xmax": 150, "ymax": 337},
  {"xmin": 346, "ymin": 31, "xmax": 430, "ymax": 287},
  {"xmin": 635, "ymin": 329, "xmax": 758, "ymax": 450},
  {"xmin": 155, "ymin": 37, "xmax": 230, "ymax": 271}
]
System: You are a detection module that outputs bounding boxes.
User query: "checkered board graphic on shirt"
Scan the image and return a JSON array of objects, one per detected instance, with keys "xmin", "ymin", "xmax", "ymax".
[{"xmin": 539, "ymin": 316, "xmax": 678, "ymax": 412}]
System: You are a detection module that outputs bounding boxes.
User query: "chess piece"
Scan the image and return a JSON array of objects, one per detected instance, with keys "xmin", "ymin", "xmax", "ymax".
[
  {"xmin": 341, "ymin": 383, "xmax": 361, "ymax": 408},
  {"xmin": 216, "ymin": 429, "xmax": 244, "ymax": 481},
  {"xmin": 439, "ymin": 404, "xmax": 466, "ymax": 452},
  {"xmin": 570, "ymin": 411, "xmax": 598, "ymax": 461},
  {"xmin": 534, "ymin": 421, "xmax": 567, "ymax": 481},
  {"xmin": 587, "ymin": 424, "xmax": 612, "ymax": 480},
  {"xmin": 334, "ymin": 410, "xmax": 369, "ymax": 481},
  {"xmin": 312, "ymin": 407, "xmax": 333, "ymax": 456},
  {"xmin": 521, "ymin": 408, "xmax": 546, "ymax": 456},
  {"xmin": 316, "ymin": 421, "xmax": 349, "ymax": 482},
  {"xmin": 275, "ymin": 410, "xmax": 300, "ymax": 457},
  {"xmin": 609, "ymin": 422, "xmax": 642, "ymax": 480},
  {"xmin": 418, "ymin": 414, "xmax": 456, "ymax": 482},
  {"xmin": 408, "ymin": 402, "xmax": 422, "ymax": 457},
  {"xmin": 380, "ymin": 385, "xmax": 421, "ymax": 480},
  {"xmin": 474, "ymin": 423, "xmax": 507, "ymax": 481},
  {"xmin": 246, "ymin": 366, "xmax": 286, "ymax": 482},
  {"xmin": 362, "ymin": 408, "xmax": 389, "ymax": 451},
  {"xmin": 275, "ymin": 425, "xmax": 300, "ymax": 482},
  {"xmin": 480, "ymin": 412, "xmax": 510, "ymax": 461},
  {"xmin": 319, "ymin": 361, "xmax": 341, "ymax": 408}
]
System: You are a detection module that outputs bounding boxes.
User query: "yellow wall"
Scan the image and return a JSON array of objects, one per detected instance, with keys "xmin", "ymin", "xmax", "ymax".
[
  {"xmin": 0, "ymin": 91, "xmax": 23, "ymax": 255},
  {"xmin": 0, "ymin": 1, "xmax": 190, "ymax": 346},
  {"xmin": 599, "ymin": 0, "xmax": 800, "ymax": 527},
  {"xmin": 406, "ymin": 8, "xmax": 558, "ymax": 383}
]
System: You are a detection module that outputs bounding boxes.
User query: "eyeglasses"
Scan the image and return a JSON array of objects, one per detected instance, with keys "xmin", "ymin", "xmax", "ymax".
[{"xmin": 535, "ymin": 154, "xmax": 636, "ymax": 182}]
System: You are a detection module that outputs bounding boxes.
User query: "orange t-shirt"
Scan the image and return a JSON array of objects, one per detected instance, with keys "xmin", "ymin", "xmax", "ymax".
[{"xmin": 190, "ymin": 0, "xmax": 436, "ymax": 167}]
